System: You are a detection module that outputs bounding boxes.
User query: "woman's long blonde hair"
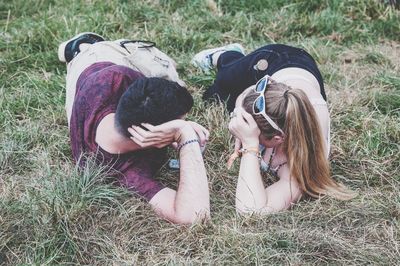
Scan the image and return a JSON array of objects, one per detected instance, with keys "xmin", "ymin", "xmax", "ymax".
[{"xmin": 243, "ymin": 81, "xmax": 354, "ymax": 200}]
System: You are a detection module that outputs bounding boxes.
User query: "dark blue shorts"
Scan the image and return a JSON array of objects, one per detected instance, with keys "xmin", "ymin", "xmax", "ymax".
[{"xmin": 204, "ymin": 44, "xmax": 326, "ymax": 112}]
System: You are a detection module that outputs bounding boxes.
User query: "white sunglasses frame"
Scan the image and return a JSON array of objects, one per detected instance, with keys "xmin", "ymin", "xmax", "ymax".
[{"xmin": 252, "ymin": 75, "xmax": 285, "ymax": 135}]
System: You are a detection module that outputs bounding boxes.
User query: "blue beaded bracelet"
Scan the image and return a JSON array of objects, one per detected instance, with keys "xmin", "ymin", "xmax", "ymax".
[{"xmin": 177, "ymin": 139, "xmax": 199, "ymax": 151}]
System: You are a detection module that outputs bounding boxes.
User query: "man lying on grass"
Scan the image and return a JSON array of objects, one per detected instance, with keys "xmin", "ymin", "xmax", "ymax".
[{"xmin": 58, "ymin": 32, "xmax": 210, "ymax": 224}]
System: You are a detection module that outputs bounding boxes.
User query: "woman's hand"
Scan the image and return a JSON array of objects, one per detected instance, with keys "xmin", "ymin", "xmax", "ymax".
[
  {"xmin": 228, "ymin": 107, "xmax": 260, "ymax": 147},
  {"xmin": 227, "ymin": 137, "xmax": 242, "ymax": 169}
]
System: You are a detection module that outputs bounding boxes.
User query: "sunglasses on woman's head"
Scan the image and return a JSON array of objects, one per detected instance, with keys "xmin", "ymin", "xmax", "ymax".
[{"xmin": 252, "ymin": 75, "xmax": 284, "ymax": 135}]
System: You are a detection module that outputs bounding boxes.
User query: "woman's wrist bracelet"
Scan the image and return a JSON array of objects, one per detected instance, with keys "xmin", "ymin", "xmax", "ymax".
[
  {"xmin": 226, "ymin": 147, "xmax": 260, "ymax": 168},
  {"xmin": 239, "ymin": 147, "xmax": 261, "ymax": 160},
  {"xmin": 177, "ymin": 139, "xmax": 199, "ymax": 151}
]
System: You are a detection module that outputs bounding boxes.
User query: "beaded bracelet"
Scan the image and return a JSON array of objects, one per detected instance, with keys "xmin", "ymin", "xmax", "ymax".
[{"xmin": 177, "ymin": 139, "xmax": 199, "ymax": 151}]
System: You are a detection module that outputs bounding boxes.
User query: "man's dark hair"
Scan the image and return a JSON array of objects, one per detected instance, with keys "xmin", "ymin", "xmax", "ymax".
[{"xmin": 115, "ymin": 77, "xmax": 193, "ymax": 137}]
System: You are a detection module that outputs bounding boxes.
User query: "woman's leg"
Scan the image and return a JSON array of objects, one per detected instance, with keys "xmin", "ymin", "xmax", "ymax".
[
  {"xmin": 205, "ymin": 46, "xmax": 281, "ymax": 112},
  {"xmin": 204, "ymin": 44, "xmax": 326, "ymax": 111},
  {"xmin": 252, "ymin": 44, "xmax": 326, "ymax": 100},
  {"xmin": 202, "ymin": 51, "xmax": 244, "ymax": 107}
]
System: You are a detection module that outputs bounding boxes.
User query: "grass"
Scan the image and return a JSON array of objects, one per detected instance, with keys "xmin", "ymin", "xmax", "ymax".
[{"xmin": 1, "ymin": 0, "xmax": 399, "ymax": 264}]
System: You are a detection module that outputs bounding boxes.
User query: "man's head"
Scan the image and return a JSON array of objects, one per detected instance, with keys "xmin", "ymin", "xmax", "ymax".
[{"xmin": 115, "ymin": 77, "xmax": 193, "ymax": 137}]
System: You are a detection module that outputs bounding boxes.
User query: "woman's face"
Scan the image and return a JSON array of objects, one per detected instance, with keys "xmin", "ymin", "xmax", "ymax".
[
  {"xmin": 259, "ymin": 134, "xmax": 274, "ymax": 148},
  {"xmin": 259, "ymin": 134, "xmax": 284, "ymax": 148},
  {"xmin": 238, "ymin": 83, "xmax": 285, "ymax": 148}
]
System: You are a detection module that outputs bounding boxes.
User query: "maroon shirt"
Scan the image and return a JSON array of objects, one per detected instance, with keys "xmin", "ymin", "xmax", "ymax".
[{"xmin": 70, "ymin": 62, "xmax": 166, "ymax": 201}]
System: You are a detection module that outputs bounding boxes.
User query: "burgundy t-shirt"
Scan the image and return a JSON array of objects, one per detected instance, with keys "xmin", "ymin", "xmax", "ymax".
[{"xmin": 69, "ymin": 62, "xmax": 166, "ymax": 201}]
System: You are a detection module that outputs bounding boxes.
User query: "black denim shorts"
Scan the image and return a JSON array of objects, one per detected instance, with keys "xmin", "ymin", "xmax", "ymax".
[
  {"xmin": 249, "ymin": 44, "xmax": 325, "ymax": 100},
  {"xmin": 206, "ymin": 43, "xmax": 326, "ymax": 111}
]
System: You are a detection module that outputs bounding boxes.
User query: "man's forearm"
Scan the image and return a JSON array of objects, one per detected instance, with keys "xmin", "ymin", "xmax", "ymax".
[{"xmin": 174, "ymin": 129, "xmax": 210, "ymax": 223}]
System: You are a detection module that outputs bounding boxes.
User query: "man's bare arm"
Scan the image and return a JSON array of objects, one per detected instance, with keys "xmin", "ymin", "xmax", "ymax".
[{"xmin": 149, "ymin": 125, "xmax": 210, "ymax": 224}]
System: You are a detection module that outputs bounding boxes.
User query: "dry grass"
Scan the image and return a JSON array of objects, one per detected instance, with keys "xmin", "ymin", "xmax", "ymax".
[{"xmin": 1, "ymin": 0, "xmax": 399, "ymax": 265}]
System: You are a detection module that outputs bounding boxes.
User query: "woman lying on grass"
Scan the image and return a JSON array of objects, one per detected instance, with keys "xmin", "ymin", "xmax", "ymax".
[{"xmin": 192, "ymin": 43, "xmax": 355, "ymax": 214}]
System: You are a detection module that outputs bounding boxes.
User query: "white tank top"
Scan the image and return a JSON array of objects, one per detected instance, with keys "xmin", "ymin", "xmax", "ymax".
[{"xmin": 270, "ymin": 68, "xmax": 331, "ymax": 157}]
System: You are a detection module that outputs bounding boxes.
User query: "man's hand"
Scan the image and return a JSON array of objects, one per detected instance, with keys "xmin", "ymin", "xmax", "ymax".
[
  {"xmin": 128, "ymin": 120, "xmax": 210, "ymax": 150},
  {"xmin": 128, "ymin": 120, "xmax": 188, "ymax": 149},
  {"xmin": 186, "ymin": 121, "xmax": 209, "ymax": 147}
]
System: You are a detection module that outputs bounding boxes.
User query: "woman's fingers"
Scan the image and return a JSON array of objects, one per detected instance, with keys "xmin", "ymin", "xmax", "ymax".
[
  {"xmin": 240, "ymin": 109, "xmax": 258, "ymax": 127},
  {"xmin": 228, "ymin": 118, "xmax": 240, "ymax": 137},
  {"xmin": 234, "ymin": 137, "xmax": 242, "ymax": 152},
  {"xmin": 234, "ymin": 108, "xmax": 250, "ymax": 127},
  {"xmin": 229, "ymin": 108, "xmax": 261, "ymax": 144}
]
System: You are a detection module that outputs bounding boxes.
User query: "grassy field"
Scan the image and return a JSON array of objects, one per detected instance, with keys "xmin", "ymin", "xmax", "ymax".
[{"xmin": 1, "ymin": 0, "xmax": 399, "ymax": 264}]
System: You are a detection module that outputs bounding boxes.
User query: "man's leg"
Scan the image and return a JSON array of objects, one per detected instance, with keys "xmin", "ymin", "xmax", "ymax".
[
  {"xmin": 115, "ymin": 40, "xmax": 186, "ymax": 86},
  {"xmin": 58, "ymin": 32, "xmax": 105, "ymax": 63},
  {"xmin": 63, "ymin": 36, "xmax": 185, "ymax": 124},
  {"xmin": 62, "ymin": 36, "xmax": 140, "ymax": 124}
]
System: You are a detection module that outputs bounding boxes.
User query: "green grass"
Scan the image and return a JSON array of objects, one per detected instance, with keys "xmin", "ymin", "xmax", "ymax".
[{"xmin": 1, "ymin": 0, "xmax": 400, "ymax": 264}]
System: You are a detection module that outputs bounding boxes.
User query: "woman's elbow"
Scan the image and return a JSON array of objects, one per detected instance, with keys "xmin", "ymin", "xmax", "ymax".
[{"xmin": 235, "ymin": 204, "xmax": 262, "ymax": 216}]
